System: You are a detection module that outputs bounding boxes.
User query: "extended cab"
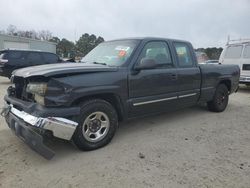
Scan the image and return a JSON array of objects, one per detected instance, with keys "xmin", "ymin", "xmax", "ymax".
[{"xmin": 1, "ymin": 38, "xmax": 240, "ymax": 159}]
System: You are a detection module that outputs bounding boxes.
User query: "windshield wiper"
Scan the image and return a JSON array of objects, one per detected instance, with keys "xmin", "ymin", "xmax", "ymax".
[{"xmin": 92, "ymin": 62, "xmax": 107, "ymax": 66}]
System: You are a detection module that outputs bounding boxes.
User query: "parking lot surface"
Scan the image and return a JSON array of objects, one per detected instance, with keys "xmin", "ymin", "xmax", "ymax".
[{"xmin": 0, "ymin": 76, "xmax": 250, "ymax": 188}]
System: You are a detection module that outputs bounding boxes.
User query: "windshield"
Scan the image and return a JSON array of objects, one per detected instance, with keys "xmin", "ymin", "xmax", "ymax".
[{"xmin": 81, "ymin": 40, "xmax": 139, "ymax": 66}]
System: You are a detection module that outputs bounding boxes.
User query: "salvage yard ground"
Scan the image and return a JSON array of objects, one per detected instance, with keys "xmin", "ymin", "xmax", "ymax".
[{"xmin": 0, "ymin": 76, "xmax": 250, "ymax": 188}]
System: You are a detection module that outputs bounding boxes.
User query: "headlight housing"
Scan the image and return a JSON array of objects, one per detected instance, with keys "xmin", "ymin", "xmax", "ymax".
[
  {"xmin": 26, "ymin": 82, "xmax": 47, "ymax": 105},
  {"xmin": 26, "ymin": 82, "xmax": 47, "ymax": 96}
]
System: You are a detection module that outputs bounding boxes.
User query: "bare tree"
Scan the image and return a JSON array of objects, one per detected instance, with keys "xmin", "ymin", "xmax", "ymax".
[
  {"xmin": 17, "ymin": 30, "xmax": 26, "ymax": 37},
  {"xmin": 6, "ymin": 25, "xmax": 17, "ymax": 35},
  {"xmin": 38, "ymin": 30, "xmax": 52, "ymax": 41},
  {"xmin": 4, "ymin": 25, "xmax": 53, "ymax": 41},
  {"xmin": 30, "ymin": 30, "xmax": 38, "ymax": 39}
]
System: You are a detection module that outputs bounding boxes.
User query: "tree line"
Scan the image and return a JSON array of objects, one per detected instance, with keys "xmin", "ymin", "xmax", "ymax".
[
  {"xmin": 1, "ymin": 25, "xmax": 223, "ymax": 59},
  {"xmin": 0, "ymin": 25, "xmax": 53, "ymax": 41},
  {"xmin": 0, "ymin": 25, "xmax": 104, "ymax": 58},
  {"xmin": 195, "ymin": 47, "xmax": 223, "ymax": 60},
  {"xmin": 49, "ymin": 34, "xmax": 104, "ymax": 58}
]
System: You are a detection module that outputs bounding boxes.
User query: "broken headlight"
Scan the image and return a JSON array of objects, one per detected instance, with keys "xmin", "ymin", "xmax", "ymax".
[
  {"xmin": 26, "ymin": 82, "xmax": 47, "ymax": 96},
  {"xmin": 26, "ymin": 82, "xmax": 47, "ymax": 105}
]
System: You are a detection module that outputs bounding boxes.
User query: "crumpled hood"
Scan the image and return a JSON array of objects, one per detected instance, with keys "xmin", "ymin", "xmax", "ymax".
[{"xmin": 12, "ymin": 63, "xmax": 118, "ymax": 78}]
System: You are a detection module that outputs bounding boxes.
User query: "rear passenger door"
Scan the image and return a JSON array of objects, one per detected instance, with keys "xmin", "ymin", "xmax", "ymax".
[
  {"xmin": 6, "ymin": 51, "xmax": 27, "ymax": 72},
  {"xmin": 42, "ymin": 53, "xmax": 60, "ymax": 64},
  {"xmin": 26, "ymin": 52, "xmax": 43, "ymax": 66},
  {"xmin": 173, "ymin": 42, "xmax": 201, "ymax": 107}
]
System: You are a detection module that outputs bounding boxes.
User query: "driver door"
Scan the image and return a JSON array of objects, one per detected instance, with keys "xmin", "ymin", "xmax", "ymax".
[{"xmin": 128, "ymin": 41, "xmax": 178, "ymax": 117}]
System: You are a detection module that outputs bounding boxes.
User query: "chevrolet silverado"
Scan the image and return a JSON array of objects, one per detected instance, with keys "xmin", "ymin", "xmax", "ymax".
[{"xmin": 1, "ymin": 37, "xmax": 240, "ymax": 159}]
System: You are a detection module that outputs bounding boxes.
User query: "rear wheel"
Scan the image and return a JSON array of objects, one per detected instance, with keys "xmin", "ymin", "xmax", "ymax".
[
  {"xmin": 207, "ymin": 84, "xmax": 229, "ymax": 112},
  {"xmin": 73, "ymin": 99, "xmax": 118, "ymax": 151}
]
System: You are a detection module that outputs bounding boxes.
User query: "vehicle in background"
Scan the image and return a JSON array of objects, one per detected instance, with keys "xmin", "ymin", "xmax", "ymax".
[
  {"xmin": 62, "ymin": 57, "xmax": 76, "ymax": 62},
  {"xmin": 0, "ymin": 49, "xmax": 64, "ymax": 78},
  {"xmin": 219, "ymin": 38, "xmax": 250, "ymax": 85},
  {"xmin": 199, "ymin": 60, "xmax": 220, "ymax": 64}
]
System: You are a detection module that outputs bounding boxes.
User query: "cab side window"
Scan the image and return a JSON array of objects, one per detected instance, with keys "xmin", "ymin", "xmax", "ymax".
[
  {"xmin": 8, "ymin": 51, "xmax": 23, "ymax": 59},
  {"xmin": 43, "ymin": 53, "xmax": 59, "ymax": 64},
  {"xmin": 27, "ymin": 52, "xmax": 43, "ymax": 65},
  {"xmin": 174, "ymin": 42, "xmax": 193, "ymax": 67},
  {"xmin": 137, "ymin": 41, "xmax": 173, "ymax": 68}
]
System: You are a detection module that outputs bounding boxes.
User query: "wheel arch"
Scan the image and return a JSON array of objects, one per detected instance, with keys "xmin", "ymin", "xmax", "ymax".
[
  {"xmin": 71, "ymin": 93, "xmax": 125, "ymax": 121},
  {"xmin": 218, "ymin": 79, "xmax": 232, "ymax": 92}
]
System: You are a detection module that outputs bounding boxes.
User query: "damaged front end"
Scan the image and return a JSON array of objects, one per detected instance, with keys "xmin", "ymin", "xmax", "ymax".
[{"xmin": 1, "ymin": 75, "xmax": 80, "ymax": 159}]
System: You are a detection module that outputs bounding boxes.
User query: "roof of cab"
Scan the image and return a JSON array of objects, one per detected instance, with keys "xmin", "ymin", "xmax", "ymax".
[
  {"xmin": 107, "ymin": 37, "xmax": 190, "ymax": 43},
  {"xmin": 0, "ymin": 49, "xmax": 57, "ymax": 55}
]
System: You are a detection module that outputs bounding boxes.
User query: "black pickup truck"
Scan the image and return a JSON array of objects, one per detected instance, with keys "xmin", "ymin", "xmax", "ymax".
[{"xmin": 1, "ymin": 37, "xmax": 240, "ymax": 159}]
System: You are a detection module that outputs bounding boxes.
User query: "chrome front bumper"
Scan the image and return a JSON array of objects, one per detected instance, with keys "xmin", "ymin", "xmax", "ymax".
[{"xmin": 2, "ymin": 104, "xmax": 78, "ymax": 140}]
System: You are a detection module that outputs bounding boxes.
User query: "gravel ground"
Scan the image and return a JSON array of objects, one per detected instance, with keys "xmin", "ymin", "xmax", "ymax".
[{"xmin": 0, "ymin": 76, "xmax": 250, "ymax": 188}]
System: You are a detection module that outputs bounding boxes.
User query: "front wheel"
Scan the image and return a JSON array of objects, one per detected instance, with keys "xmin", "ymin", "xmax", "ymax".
[
  {"xmin": 207, "ymin": 84, "xmax": 229, "ymax": 112},
  {"xmin": 73, "ymin": 99, "xmax": 118, "ymax": 151}
]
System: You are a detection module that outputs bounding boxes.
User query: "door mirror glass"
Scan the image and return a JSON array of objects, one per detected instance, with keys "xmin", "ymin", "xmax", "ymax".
[{"xmin": 135, "ymin": 58, "xmax": 157, "ymax": 70}]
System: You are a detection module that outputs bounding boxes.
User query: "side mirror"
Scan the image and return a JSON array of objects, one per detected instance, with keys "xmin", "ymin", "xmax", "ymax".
[{"xmin": 135, "ymin": 58, "xmax": 157, "ymax": 70}]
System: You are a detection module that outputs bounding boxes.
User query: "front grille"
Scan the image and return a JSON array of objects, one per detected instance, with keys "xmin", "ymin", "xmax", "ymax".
[
  {"xmin": 12, "ymin": 76, "xmax": 34, "ymax": 102},
  {"xmin": 13, "ymin": 77, "xmax": 25, "ymax": 99},
  {"xmin": 242, "ymin": 64, "xmax": 250, "ymax": 71}
]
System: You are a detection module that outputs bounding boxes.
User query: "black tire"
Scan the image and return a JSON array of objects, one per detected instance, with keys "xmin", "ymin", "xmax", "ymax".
[
  {"xmin": 72, "ymin": 99, "xmax": 118, "ymax": 151},
  {"xmin": 207, "ymin": 84, "xmax": 229, "ymax": 112}
]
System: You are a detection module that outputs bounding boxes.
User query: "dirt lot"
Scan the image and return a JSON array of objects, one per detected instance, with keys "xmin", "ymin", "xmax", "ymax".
[{"xmin": 0, "ymin": 76, "xmax": 250, "ymax": 188}]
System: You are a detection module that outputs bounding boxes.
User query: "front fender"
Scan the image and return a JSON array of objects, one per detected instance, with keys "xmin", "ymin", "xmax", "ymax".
[
  {"xmin": 45, "ymin": 76, "xmax": 127, "ymax": 107},
  {"xmin": 69, "ymin": 85, "xmax": 123, "ymax": 105}
]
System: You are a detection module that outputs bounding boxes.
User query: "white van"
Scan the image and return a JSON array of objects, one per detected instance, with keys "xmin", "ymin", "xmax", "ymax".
[{"xmin": 219, "ymin": 39, "xmax": 250, "ymax": 85}]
